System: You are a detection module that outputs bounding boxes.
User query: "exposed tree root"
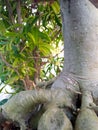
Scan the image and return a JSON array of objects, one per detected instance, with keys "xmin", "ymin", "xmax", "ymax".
[{"xmin": 0, "ymin": 73, "xmax": 98, "ymax": 130}]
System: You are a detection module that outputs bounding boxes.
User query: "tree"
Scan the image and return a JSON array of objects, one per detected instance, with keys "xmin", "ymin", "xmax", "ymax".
[{"xmin": 0, "ymin": 0, "xmax": 98, "ymax": 130}]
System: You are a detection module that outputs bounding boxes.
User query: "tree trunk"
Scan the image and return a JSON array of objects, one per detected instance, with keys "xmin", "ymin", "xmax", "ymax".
[
  {"xmin": 52, "ymin": 0, "xmax": 98, "ymax": 102},
  {"xmin": 51, "ymin": 0, "xmax": 98, "ymax": 129},
  {"xmin": 60, "ymin": 0, "xmax": 98, "ymax": 89},
  {"xmin": 52, "ymin": 0, "xmax": 98, "ymax": 92}
]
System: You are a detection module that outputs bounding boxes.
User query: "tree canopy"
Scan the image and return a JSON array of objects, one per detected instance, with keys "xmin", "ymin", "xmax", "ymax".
[{"xmin": 0, "ymin": 0, "xmax": 63, "ymax": 91}]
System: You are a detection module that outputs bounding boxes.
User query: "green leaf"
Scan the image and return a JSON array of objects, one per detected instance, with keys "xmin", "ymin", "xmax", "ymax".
[
  {"xmin": 0, "ymin": 99, "xmax": 8, "ymax": 105},
  {"xmin": 55, "ymin": 15, "xmax": 62, "ymax": 27},
  {"xmin": 23, "ymin": 16, "xmax": 38, "ymax": 33},
  {"xmin": 39, "ymin": 43, "xmax": 52, "ymax": 56},
  {"xmin": 7, "ymin": 23, "xmax": 22, "ymax": 30},
  {"xmin": 51, "ymin": 1, "xmax": 60, "ymax": 14},
  {"xmin": 39, "ymin": 32, "xmax": 50, "ymax": 42},
  {"xmin": 5, "ymin": 32, "xmax": 19, "ymax": 37},
  {"xmin": 0, "ymin": 86, "xmax": 5, "ymax": 93},
  {"xmin": 28, "ymin": 32, "xmax": 36, "ymax": 45},
  {"xmin": 12, "ymin": 45, "xmax": 19, "ymax": 56},
  {"xmin": 30, "ymin": 27, "xmax": 39, "ymax": 43},
  {"xmin": 6, "ymin": 75, "xmax": 19, "ymax": 85},
  {"xmin": 0, "ymin": 41, "xmax": 8, "ymax": 45},
  {"xmin": 0, "ymin": 20, "xmax": 6, "ymax": 33}
]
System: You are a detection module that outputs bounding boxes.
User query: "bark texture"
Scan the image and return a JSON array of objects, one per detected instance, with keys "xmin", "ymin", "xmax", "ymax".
[
  {"xmin": 51, "ymin": 0, "xmax": 98, "ymax": 129},
  {"xmin": 0, "ymin": 87, "xmax": 79, "ymax": 130},
  {"xmin": 38, "ymin": 106, "xmax": 73, "ymax": 130},
  {"xmin": 75, "ymin": 91, "xmax": 98, "ymax": 130},
  {"xmin": 58, "ymin": 0, "xmax": 98, "ymax": 97}
]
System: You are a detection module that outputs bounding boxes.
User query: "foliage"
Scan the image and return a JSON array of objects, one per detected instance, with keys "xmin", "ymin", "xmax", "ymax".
[
  {"xmin": 0, "ymin": 0, "xmax": 63, "ymax": 90},
  {"xmin": 0, "ymin": 98, "xmax": 8, "ymax": 105}
]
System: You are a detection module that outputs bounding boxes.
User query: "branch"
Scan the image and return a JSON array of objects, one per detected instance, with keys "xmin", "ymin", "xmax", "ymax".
[
  {"xmin": 16, "ymin": 0, "xmax": 22, "ymax": 24},
  {"xmin": 36, "ymin": 77, "xmax": 56, "ymax": 88},
  {"xmin": 53, "ymin": 48, "xmax": 64, "ymax": 58},
  {"xmin": 5, "ymin": 0, "xmax": 15, "ymax": 24},
  {"xmin": 0, "ymin": 53, "xmax": 19, "ymax": 76},
  {"xmin": 21, "ymin": 75, "xmax": 36, "ymax": 90},
  {"xmin": 89, "ymin": 0, "xmax": 98, "ymax": 8},
  {"xmin": 51, "ymin": 28, "xmax": 61, "ymax": 41}
]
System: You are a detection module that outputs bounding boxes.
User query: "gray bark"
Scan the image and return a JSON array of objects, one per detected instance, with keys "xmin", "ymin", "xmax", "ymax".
[
  {"xmin": 51, "ymin": 0, "xmax": 98, "ymax": 129},
  {"xmin": 75, "ymin": 91, "xmax": 98, "ymax": 130},
  {"xmin": 52, "ymin": 0, "xmax": 98, "ymax": 114},
  {"xmin": 60, "ymin": 0, "xmax": 98, "ymax": 90}
]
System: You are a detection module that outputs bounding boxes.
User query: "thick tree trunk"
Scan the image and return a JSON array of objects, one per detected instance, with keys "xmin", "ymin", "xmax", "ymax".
[
  {"xmin": 60, "ymin": 0, "xmax": 98, "ymax": 89},
  {"xmin": 52, "ymin": 0, "xmax": 98, "ymax": 95},
  {"xmin": 51, "ymin": 0, "xmax": 98, "ymax": 129}
]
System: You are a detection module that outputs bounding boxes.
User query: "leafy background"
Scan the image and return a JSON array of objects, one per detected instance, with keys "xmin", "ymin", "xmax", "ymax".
[{"xmin": 0, "ymin": 0, "xmax": 64, "ymax": 94}]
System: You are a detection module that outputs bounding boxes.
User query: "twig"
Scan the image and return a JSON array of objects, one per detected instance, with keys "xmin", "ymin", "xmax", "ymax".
[
  {"xmin": 5, "ymin": 0, "xmax": 15, "ymax": 24},
  {"xmin": 36, "ymin": 77, "xmax": 56, "ymax": 88},
  {"xmin": 16, "ymin": 0, "xmax": 22, "ymax": 24},
  {"xmin": 51, "ymin": 29, "xmax": 61, "ymax": 41},
  {"xmin": 0, "ymin": 53, "xmax": 19, "ymax": 76},
  {"xmin": 53, "ymin": 48, "xmax": 64, "ymax": 58}
]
